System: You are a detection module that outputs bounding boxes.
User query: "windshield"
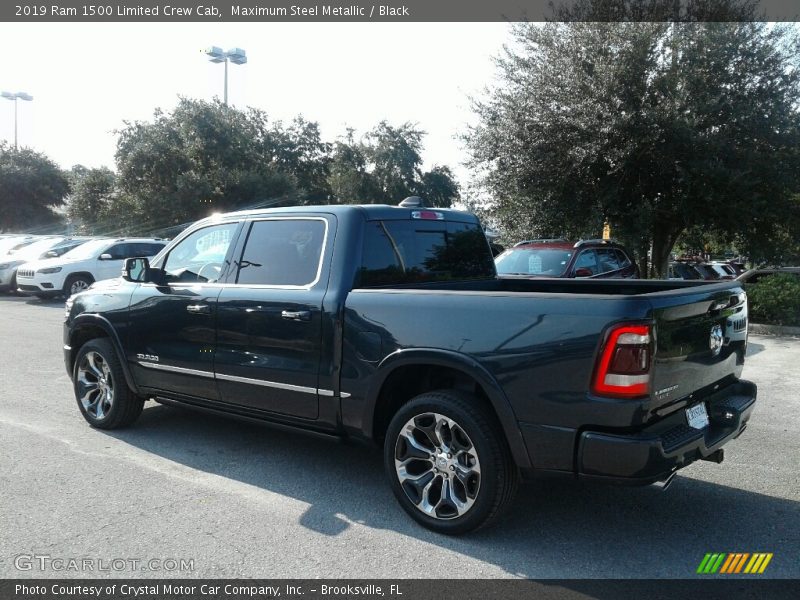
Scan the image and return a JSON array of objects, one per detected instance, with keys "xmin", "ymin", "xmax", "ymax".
[
  {"xmin": 0, "ymin": 238, "xmax": 29, "ymax": 255},
  {"xmin": 495, "ymin": 247, "xmax": 573, "ymax": 276},
  {"xmin": 59, "ymin": 239, "xmax": 112, "ymax": 260},
  {"xmin": 1, "ymin": 238, "xmax": 36, "ymax": 255},
  {"xmin": 13, "ymin": 238, "xmax": 65, "ymax": 260}
]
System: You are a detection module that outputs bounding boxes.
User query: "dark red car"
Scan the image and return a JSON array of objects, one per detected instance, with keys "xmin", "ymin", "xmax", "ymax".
[{"xmin": 495, "ymin": 238, "xmax": 639, "ymax": 279}]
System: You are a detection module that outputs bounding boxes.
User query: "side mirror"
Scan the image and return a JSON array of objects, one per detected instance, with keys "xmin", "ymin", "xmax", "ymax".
[
  {"xmin": 123, "ymin": 257, "xmax": 150, "ymax": 282},
  {"xmin": 99, "ymin": 253, "xmax": 113, "ymax": 260},
  {"xmin": 574, "ymin": 267, "xmax": 593, "ymax": 278},
  {"xmin": 45, "ymin": 250, "xmax": 59, "ymax": 258}
]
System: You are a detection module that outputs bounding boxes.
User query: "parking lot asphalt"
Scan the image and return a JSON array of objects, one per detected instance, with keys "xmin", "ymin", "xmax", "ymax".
[{"xmin": 0, "ymin": 293, "xmax": 797, "ymax": 579}]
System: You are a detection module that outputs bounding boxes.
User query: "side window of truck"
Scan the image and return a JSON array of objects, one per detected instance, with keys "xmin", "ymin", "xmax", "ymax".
[
  {"xmin": 358, "ymin": 220, "xmax": 495, "ymax": 287},
  {"xmin": 235, "ymin": 219, "xmax": 326, "ymax": 287},
  {"xmin": 162, "ymin": 223, "xmax": 239, "ymax": 283}
]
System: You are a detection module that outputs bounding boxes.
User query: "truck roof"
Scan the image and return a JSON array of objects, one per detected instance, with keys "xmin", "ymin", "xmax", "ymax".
[{"xmin": 211, "ymin": 204, "xmax": 480, "ymax": 224}]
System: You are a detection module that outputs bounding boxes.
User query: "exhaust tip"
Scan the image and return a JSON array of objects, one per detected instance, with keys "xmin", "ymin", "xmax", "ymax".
[{"xmin": 652, "ymin": 472, "xmax": 677, "ymax": 491}]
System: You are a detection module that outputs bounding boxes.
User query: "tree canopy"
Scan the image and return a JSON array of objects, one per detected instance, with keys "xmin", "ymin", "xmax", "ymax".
[
  {"xmin": 0, "ymin": 143, "xmax": 70, "ymax": 232},
  {"xmin": 2, "ymin": 98, "xmax": 459, "ymax": 236},
  {"xmin": 97, "ymin": 99, "xmax": 459, "ymax": 234},
  {"xmin": 465, "ymin": 19, "xmax": 800, "ymax": 274},
  {"xmin": 66, "ymin": 166, "xmax": 118, "ymax": 234},
  {"xmin": 113, "ymin": 98, "xmax": 296, "ymax": 233},
  {"xmin": 328, "ymin": 122, "xmax": 460, "ymax": 206}
]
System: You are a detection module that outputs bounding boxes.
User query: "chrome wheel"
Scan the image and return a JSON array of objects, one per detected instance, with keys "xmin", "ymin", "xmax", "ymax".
[
  {"xmin": 394, "ymin": 412, "xmax": 481, "ymax": 520},
  {"xmin": 69, "ymin": 279, "xmax": 90, "ymax": 295},
  {"xmin": 76, "ymin": 351, "xmax": 114, "ymax": 420}
]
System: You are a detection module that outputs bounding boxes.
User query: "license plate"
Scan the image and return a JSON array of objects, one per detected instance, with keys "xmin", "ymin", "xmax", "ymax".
[{"xmin": 686, "ymin": 403, "xmax": 710, "ymax": 429}]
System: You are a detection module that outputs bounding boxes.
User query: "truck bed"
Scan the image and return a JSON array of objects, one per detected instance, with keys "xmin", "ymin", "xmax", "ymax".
[{"xmin": 363, "ymin": 276, "xmax": 737, "ymax": 296}]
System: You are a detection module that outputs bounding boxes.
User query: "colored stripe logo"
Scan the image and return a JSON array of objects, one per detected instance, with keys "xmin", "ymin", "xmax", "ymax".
[{"xmin": 697, "ymin": 553, "xmax": 773, "ymax": 574}]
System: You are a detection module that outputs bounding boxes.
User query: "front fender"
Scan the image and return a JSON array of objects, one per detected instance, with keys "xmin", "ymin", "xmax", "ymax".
[
  {"xmin": 67, "ymin": 313, "xmax": 140, "ymax": 395},
  {"xmin": 363, "ymin": 348, "xmax": 531, "ymax": 469}
]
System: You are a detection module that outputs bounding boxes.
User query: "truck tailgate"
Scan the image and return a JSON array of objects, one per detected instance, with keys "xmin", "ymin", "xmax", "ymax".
[{"xmin": 647, "ymin": 282, "xmax": 748, "ymax": 413}]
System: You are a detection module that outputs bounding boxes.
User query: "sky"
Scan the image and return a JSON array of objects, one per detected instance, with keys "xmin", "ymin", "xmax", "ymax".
[{"xmin": 0, "ymin": 22, "xmax": 510, "ymax": 186}]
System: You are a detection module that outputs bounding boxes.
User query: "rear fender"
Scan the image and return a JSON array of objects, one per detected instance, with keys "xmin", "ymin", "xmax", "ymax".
[{"xmin": 364, "ymin": 348, "xmax": 531, "ymax": 469}]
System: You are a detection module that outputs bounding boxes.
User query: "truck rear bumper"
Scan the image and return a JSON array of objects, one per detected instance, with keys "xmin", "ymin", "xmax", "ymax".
[{"xmin": 577, "ymin": 380, "xmax": 757, "ymax": 484}]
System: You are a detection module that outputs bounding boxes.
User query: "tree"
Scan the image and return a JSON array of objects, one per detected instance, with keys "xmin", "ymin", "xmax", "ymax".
[
  {"xmin": 66, "ymin": 166, "xmax": 119, "ymax": 234},
  {"xmin": 102, "ymin": 99, "xmax": 458, "ymax": 233},
  {"xmin": 0, "ymin": 143, "xmax": 70, "ymax": 232},
  {"xmin": 419, "ymin": 165, "xmax": 460, "ymax": 208},
  {"xmin": 328, "ymin": 123, "xmax": 460, "ymax": 207},
  {"xmin": 328, "ymin": 129, "xmax": 379, "ymax": 203},
  {"xmin": 465, "ymin": 15, "xmax": 800, "ymax": 276},
  {"xmin": 267, "ymin": 116, "xmax": 332, "ymax": 203},
  {"xmin": 365, "ymin": 121, "xmax": 425, "ymax": 202},
  {"xmin": 114, "ymin": 98, "xmax": 297, "ymax": 232}
]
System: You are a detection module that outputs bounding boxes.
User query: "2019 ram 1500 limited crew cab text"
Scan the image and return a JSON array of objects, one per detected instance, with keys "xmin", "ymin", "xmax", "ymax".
[{"xmin": 63, "ymin": 205, "xmax": 756, "ymax": 534}]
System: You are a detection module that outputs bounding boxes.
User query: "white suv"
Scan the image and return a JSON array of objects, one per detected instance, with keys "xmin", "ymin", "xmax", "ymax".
[{"xmin": 17, "ymin": 238, "xmax": 166, "ymax": 298}]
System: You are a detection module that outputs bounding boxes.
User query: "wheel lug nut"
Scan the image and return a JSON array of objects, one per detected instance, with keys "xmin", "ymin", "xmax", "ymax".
[
  {"xmin": 449, "ymin": 466, "xmax": 455, "ymax": 471},
  {"xmin": 447, "ymin": 454, "xmax": 452, "ymax": 459}
]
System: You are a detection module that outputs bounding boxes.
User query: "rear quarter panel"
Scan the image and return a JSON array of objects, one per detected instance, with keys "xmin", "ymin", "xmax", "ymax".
[{"xmin": 341, "ymin": 288, "xmax": 653, "ymax": 433}]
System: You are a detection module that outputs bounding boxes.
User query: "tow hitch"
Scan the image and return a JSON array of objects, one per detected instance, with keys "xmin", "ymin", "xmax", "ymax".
[{"xmin": 701, "ymin": 449, "xmax": 725, "ymax": 464}]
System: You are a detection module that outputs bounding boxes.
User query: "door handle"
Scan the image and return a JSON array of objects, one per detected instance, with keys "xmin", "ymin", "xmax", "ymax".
[
  {"xmin": 244, "ymin": 306, "xmax": 269, "ymax": 313},
  {"xmin": 186, "ymin": 304, "xmax": 211, "ymax": 314},
  {"xmin": 281, "ymin": 310, "xmax": 311, "ymax": 322}
]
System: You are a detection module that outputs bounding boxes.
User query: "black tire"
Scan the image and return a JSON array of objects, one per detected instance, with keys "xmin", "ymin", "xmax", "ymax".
[
  {"xmin": 73, "ymin": 338, "xmax": 144, "ymax": 429},
  {"xmin": 383, "ymin": 390, "xmax": 518, "ymax": 535},
  {"xmin": 63, "ymin": 273, "xmax": 94, "ymax": 298}
]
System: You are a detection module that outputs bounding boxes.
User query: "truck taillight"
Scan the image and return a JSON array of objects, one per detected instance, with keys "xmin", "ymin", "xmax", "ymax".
[{"xmin": 592, "ymin": 324, "xmax": 652, "ymax": 398}]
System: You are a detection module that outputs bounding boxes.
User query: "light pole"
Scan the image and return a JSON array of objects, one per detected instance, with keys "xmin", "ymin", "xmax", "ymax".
[
  {"xmin": 1, "ymin": 91, "xmax": 33, "ymax": 150},
  {"xmin": 204, "ymin": 47, "xmax": 247, "ymax": 105}
]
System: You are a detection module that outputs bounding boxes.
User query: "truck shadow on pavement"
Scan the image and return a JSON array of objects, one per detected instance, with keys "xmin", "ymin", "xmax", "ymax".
[{"xmin": 104, "ymin": 402, "xmax": 798, "ymax": 578}]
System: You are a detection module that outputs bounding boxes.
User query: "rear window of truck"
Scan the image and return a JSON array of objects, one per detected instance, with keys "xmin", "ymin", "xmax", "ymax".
[{"xmin": 357, "ymin": 220, "xmax": 495, "ymax": 287}]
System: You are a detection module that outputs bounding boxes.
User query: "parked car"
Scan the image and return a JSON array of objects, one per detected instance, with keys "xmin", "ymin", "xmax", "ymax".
[
  {"xmin": 708, "ymin": 262, "xmax": 737, "ymax": 280},
  {"xmin": 726, "ymin": 260, "xmax": 747, "ymax": 276},
  {"xmin": 0, "ymin": 237, "xmax": 92, "ymax": 293},
  {"xmin": 692, "ymin": 263, "xmax": 721, "ymax": 281},
  {"xmin": 737, "ymin": 266, "xmax": 800, "ymax": 285},
  {"xmin": 667, "ymin": 261, "xmax": 703, "ymax": 280},
  {"xmin": 0, "ymin": 235, "xmax": 36, "ymax": 257},
  {"xmin": 41, "ymin": 237, "xmax": 95, "ymax": 259},
  {"xmin": 673, "ymin": 256, "xmax": 727, "ymax": 281},
  {"xmin": 63, "ymin": 204, "xmax": 755, "ymax": 534},
  {"xmin": 16, "ymin": 238, "xmax": 166, "ymax": 299},
  {"xmin": 495, "ymin": 238, "xmax": 639, "ymax": 279}
]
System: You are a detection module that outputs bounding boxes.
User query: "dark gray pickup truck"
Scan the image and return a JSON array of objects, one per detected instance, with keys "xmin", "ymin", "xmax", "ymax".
[{"xmin": 64, "ymin": 204, "xmax": 756, "ymax": 533}]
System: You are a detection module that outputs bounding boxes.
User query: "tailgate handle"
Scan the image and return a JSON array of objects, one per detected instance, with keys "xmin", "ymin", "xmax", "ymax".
[{"xmin": 281, "ymin": 310, "xmax": 311, "ymax": 322}]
